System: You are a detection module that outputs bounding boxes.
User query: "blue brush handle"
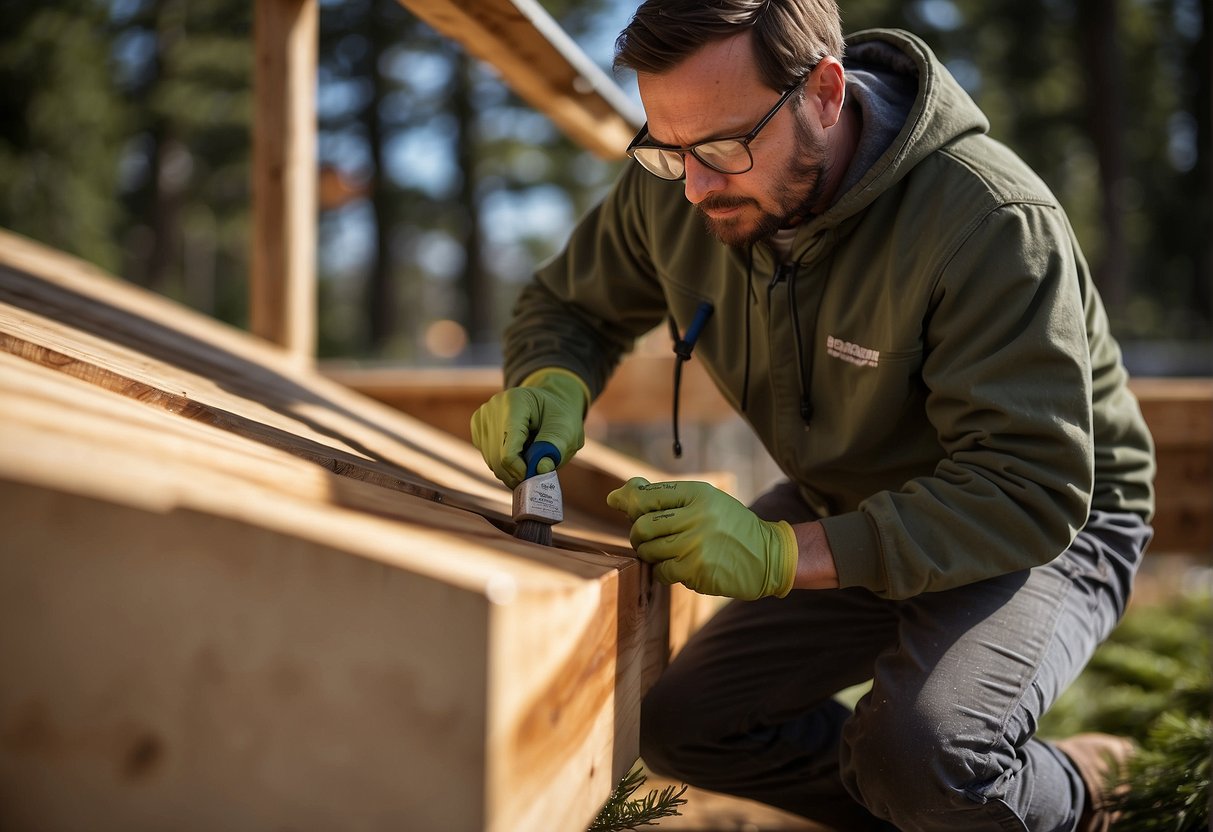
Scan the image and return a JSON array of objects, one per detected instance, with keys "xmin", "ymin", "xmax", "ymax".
[{"xmin": 523, "ymin": 440, "xmax": 562, "ymax": 479}]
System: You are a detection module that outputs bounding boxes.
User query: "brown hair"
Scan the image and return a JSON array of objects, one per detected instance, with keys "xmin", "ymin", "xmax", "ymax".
[{"xmin": 614, "ymin": 0, "xmax": 844, "ymax": 91}]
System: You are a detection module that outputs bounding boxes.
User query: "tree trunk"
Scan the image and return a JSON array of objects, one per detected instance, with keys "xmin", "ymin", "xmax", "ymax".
[
  {"xmin": 363, "ymin": 0, "xmax": 395, "ymax": 355},
  {"xmin": 1076, "ymin": 0, "xmax": 1129, "ymax": 309},
  {"xmin": 453, "ymin": 53, "xmax": 492, "ymax": 352},
  {"xmin": 143, "ymin": 0, "xmax": 188, "ymax": 292},
  {"xmin": 1196, "ymin": 0, "xmax": 1212, "ymax": 319}
]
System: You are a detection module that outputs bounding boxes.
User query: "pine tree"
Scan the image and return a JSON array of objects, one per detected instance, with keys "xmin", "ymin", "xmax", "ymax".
[
  {"xmin": 1111, "ymin": 713, "xmax": 1211, "ymax": 831},
  {"xmin": 111, "ymin": 0, "xmax": 254, "ymax": 322},
  {"xmin": 315, "ymin": 0, "xmax": 623, "ymax": 361},
  {"xmin": 0, "ymin": 0, "xmax": 127, "ymax": 271}
]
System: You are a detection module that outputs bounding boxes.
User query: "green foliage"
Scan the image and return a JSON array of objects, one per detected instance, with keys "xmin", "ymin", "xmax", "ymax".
[
  {"xmin": 588, "ymin": 766, "xmax": 688, "ymax": 832},
  {"xmin": 0, "ymin": 1, "xmax": 127, "ymax": 271},
  {"xmin": 1109, "ymin": 713, "xmax": 1211, "ymax": 831},
  {"xmin": 110, "ymin": 0, "xmax": 254, "ymax": 319},
  {"xmin": 315, "ymin": 0, "xmax": 625, "ymax": 359},
  {"xmin": 1040, "ymin": 590, "xmax": 1211, "ymax": 832}
]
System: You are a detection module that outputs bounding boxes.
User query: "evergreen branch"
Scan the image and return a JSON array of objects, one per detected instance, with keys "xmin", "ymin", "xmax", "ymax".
[
  {"xmin": 588, "ymin": 766, "xmax": 689, "ymax": 832},
  {"xmin": 1108, "ymin": 713, "xmax": 1211, "ymax": 832}
]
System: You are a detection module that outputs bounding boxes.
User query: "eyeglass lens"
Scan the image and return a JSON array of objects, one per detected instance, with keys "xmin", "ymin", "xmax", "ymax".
[{"xmin": 633, "ymin": 139, "xmax": 752, "ymax": 181}]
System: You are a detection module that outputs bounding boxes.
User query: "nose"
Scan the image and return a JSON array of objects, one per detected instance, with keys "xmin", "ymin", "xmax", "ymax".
[{"xmin": 682, "ymin": 154, "xmax": 727, "ymax": 205}]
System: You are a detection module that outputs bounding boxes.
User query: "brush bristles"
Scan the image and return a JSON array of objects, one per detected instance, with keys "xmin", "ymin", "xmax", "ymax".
[{"xmin": 513, "ymin": 519, "xmax": 554, "ymax": 547}]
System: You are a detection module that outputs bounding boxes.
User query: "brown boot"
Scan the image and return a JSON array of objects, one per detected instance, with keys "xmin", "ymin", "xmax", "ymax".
[{"xmin": 1055, "ymin": 733, "xmax": 1134, "ymax": 832}]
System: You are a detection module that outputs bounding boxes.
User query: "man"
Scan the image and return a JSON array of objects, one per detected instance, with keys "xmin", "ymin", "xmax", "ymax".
[{"xmin": 471, "ymin": 1, "xmax": 1155, "ymax": 829}]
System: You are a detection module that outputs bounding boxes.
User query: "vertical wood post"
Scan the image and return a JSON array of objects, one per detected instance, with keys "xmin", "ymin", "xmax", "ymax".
[{"xmin": 251, "ymin": 0, "xmax": 317, "ymax": 364}]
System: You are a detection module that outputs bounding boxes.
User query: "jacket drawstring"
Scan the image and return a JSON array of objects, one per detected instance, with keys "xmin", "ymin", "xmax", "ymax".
[
  {"xmin": 785, "ymin": 260, "xmax": 815, "ymax": 425},
  {"xmin": 669, "ymin": 301, "xmax": 714, "ymax": 458}
]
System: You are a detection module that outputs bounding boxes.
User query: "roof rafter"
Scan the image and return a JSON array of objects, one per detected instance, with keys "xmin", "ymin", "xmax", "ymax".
[{"xmin": 397, "ymin": 0, "xmax": 643, "ymax": 158}]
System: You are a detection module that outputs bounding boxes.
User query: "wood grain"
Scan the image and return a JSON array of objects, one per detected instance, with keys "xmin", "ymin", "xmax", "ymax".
[{"xmin": 251, "ymin": 0, "xmax": 317, "ymax": 362}]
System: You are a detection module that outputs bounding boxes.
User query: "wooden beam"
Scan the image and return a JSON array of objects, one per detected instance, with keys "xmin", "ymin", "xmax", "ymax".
[
  {"xmin": 320, "ymin": 356, "xmax": 734, "ymax": 438},
  {"xmin": 1129, "ymin": 377, "xmax": 1213, "ymax": 555},
  {"xmin": 250, "ymin": 0, "xmax": 317, "ymax": 364},
  {"xmin": 320, "ymin": 364, "xmax": 1212, "ymax": 557},
  {"xmin": 396, "ymin": 0, "xmax": 644, "ymax": 159}
]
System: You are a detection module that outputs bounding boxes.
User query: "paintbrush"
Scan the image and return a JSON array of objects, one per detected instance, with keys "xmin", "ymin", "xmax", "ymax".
[{"xmin": 512, "ymin": 440, "xmax": 563, "ymax": 546}]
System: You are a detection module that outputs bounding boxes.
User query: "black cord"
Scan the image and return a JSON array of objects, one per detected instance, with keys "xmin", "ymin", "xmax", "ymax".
[{"xmin": 669, "ymin": 302, "xmax": 714, "ymax": 458}]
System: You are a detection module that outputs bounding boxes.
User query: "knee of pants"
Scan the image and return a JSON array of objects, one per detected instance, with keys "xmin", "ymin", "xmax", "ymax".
[
  {"xmin": 638, "ymin": 677, "xmax": 692, "ymax": 777},
  {"xmin": 638, "ymin": 672, "xmax": 721, "ymax": 780},
  {"xmin": 840, "ymin": 699, "xmax": 1010, "ymax": 826}
]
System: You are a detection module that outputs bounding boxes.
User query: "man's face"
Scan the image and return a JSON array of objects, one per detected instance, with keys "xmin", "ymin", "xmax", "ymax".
[{"xmin": 636, "ymin": 32, "xmax": 832, "ymax": 248}]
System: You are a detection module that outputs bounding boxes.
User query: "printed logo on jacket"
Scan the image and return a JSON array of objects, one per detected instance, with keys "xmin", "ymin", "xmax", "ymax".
[{"xmin": 826, "ymin": 335, "xmax": 880, "ymax": 368}]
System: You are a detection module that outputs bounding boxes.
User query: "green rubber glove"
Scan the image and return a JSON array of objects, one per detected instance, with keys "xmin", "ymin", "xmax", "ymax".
[
  {"xmin": 470, "ymin": 367, "xmax": 590, "ymax": 489},
  {"xmin": 606, "ymin": 477, "xmax": 798, "ymax": 600}
]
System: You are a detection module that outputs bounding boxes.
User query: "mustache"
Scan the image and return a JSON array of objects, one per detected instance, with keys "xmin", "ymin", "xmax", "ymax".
[{"xmin": 697, "ymin": 195, "xmax": 758, "ymax": 213}]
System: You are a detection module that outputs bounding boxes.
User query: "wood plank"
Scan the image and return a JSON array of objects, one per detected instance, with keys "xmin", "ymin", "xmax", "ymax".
[
  {"xmin": 0, "ymin": 227, "xmax": 693, "ymax": 542},
  {"xmin": 1129, "ymin": 377, "xmax": 1213, "ymax": 448},
  {"xmin": 0, "ymin": 303, "xmax": 507, "ymax": 525},
  {"xmin": 0, "ymin": 274, "xmax": 667, "ymax": 550},
  {"xmin": 0, "ymin": 350, "xmax": 597, "ymax": 563},
  {"xmin": 395, "ymin": 0, "xmax": 643, "ymax": 159},
  {"xmin": 251, "ymin": 0, "xmax": 317, "ymax": 362},
  {"xmin": 321, "ymin": 355, "xmax": 732, "ymax": 438},
  {"xmin": 1129, "ymin": 378, "xmax": 1213, "ymax": 554}
]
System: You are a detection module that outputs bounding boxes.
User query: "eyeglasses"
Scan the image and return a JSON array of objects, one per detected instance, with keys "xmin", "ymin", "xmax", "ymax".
[{"xmin": 626, "ymin": 74, "xmax": 810, "ymax": 181}]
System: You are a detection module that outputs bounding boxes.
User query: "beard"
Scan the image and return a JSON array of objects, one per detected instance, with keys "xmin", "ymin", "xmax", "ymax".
[{"xmin": 696, "ymin": 114, "xmax": 832, "ymax": 249}]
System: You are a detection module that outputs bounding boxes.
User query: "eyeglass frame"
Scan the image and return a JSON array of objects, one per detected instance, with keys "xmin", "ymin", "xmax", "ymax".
[{"xmin": 625, "ymin": 70, "xmax": 813, "ymax": 181}]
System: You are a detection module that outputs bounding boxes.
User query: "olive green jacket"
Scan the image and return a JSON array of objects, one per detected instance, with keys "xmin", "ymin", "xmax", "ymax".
[{"xmin": 503, "ymin": 29, "xmax": 1155, "ymax": 599}]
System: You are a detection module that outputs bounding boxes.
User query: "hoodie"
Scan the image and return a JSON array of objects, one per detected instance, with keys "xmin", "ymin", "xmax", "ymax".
[{"xmin": 502, "ymin": 29, "xmax": 1155, "ymax": 599}]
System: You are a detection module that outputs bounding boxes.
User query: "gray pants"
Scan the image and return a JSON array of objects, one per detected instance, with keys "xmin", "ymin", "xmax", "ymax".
[{"xmin": 640, "ymin": 481, "xmax": 1151, "ymax": 831}]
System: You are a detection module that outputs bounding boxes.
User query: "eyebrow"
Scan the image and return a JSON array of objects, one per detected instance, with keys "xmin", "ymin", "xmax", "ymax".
[{"xmin": 643, "ymin": 114, "xmax": 763, "ymax": 149}]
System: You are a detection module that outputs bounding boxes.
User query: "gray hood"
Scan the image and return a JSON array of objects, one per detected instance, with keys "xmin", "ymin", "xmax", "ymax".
[{"xmin": 825, "ymin": 29, "xmax": 990, "ymax": 223}]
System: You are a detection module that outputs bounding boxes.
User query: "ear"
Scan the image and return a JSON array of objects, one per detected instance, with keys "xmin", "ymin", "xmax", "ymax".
[{"xmin": 807, "ymin": 57, "xmax": 847, "ymax": 129}]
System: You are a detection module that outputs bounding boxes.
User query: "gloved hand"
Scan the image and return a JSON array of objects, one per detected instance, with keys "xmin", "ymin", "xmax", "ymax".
[
  {"xmin": 606, "ymin": 477, "xmax": 798, "ymax": 600},
  {"xmin": 470, "ymin": 367, "xmax": 590, "ymax": 489}
]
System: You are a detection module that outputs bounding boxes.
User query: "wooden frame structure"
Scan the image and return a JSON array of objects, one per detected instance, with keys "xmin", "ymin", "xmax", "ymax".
[{"xmin": 250, "ymin": 0, "xmax": 318, "ymax": 363}]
